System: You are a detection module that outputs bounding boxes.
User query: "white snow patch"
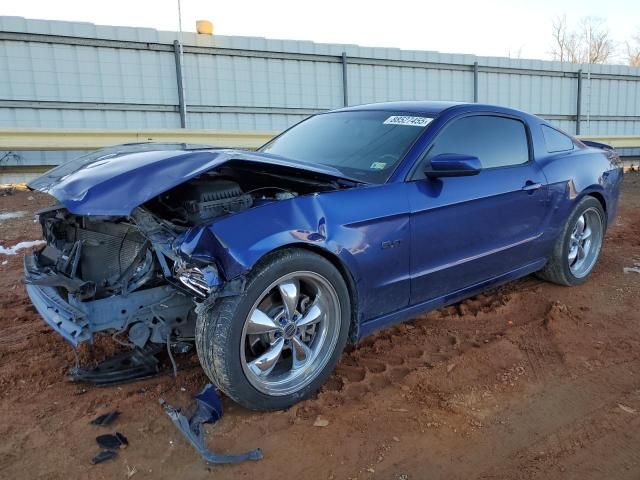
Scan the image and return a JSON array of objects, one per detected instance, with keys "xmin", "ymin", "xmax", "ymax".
[
  {"xmin": 0, "ymin": 240, "xmax": 46, "ymax": 255},
  {"xmin": 0, "ymin": 211, "xmax": 28, "ymax": 221},
  {"xmin": 623, "ymin": 261, "xmax": 640, "ymax": 274}
]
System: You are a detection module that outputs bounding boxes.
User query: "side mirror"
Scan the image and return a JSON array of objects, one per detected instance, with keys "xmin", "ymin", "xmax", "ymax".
[{"xmin": 424, "ymin": 153, "xmax": 482, "ymax": 178}]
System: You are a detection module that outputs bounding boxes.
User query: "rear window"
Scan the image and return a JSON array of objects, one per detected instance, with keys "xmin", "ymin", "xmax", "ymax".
[{"xmin": 542, "ymin": 125, "xmax": 574, "ymax": 153}]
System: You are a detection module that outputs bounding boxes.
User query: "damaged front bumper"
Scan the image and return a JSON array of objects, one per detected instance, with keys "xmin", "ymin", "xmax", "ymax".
[
  {"xmin": 25, "ymin": 274, "xmax": 91, "ymax": 345},
  {"xmin": 24, "ymin": 252, "xmax": 195, "ymax": 347}
]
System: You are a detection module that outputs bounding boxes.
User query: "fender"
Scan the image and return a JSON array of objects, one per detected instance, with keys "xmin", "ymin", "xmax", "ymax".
[
  {"xmin": 179, "ymin": 196, "xmax": 364, "ymax": 283},
  {"xmin": 178, "ymin": 182, "xmax": 413, "ymax": 321}
]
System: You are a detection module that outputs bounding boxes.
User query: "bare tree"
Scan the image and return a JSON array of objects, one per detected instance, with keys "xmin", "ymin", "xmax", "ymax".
[
  {"xmin": 550, "ymin": 15, "xmax": 615, "ymax": 64},
  {"xmin": 628, "ymin": 32, "xmax": 640, "ymax": 67},
  {"xmin": 551, "ymin": 15, "xmax": 573, "ymax": 62},
  {"xmin": 581, "ymin": 17, "xmax": 614, "ymax": 64},
  {"xmin": 507, "ymin": 45, "xmax": 524, "ymax": 59}
]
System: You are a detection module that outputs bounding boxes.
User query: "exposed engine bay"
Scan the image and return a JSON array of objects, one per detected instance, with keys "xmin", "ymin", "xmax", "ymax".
[
  {"xmin": 144, "ymin": 161, "xmax": 338, "ymax": 227},
  {"xmin": 24, "ymin": 160, "xmax": 345, "ymax": 351}
]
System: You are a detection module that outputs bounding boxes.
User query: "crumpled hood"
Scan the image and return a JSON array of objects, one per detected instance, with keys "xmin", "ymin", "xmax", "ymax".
[{"xmin": 28, "ymin": 145, "xmax": 351, "ymax": 216}]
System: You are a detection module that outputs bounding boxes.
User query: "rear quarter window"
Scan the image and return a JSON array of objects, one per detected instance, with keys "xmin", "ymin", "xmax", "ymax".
[{"xmin": 541, "ymin": 125, "xmax": 575, "ymax": 153}]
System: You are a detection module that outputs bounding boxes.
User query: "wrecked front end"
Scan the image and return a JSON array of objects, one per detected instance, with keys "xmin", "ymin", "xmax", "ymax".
[
  {"xmin": 24, "ymin": 206, "xmax": 196, "ymax": 348},
  {"xmin": 24, "ymin": 147, "xmax": 351, "ymax": 354}
]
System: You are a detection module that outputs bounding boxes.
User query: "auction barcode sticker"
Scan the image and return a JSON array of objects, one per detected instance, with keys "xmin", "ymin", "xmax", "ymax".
[{"xmin": 383, "ymin": 116, "xmax": 433, "ymax": 127}]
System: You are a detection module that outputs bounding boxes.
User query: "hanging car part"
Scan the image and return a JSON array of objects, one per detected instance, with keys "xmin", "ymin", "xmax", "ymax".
[{"xmin": 69, "ymin": 345, "xmax": 164, "ymax": 386}]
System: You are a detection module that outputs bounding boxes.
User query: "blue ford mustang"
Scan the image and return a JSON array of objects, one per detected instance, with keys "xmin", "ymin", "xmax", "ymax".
[{"xmin": 25, "ymin": 101, "xmax": 623, "ymax": 410}]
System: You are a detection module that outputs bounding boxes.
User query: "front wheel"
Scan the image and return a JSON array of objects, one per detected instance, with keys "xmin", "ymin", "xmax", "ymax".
[
  {"xmin": 195, "ymin": 249, "xmax": 351, "ymax": 411},
  {"xmin": 538, "ymin": 196, "xmax": 605, "ymax": 286}
]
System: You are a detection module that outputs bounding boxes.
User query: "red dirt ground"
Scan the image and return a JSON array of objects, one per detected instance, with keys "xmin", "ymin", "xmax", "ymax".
[{"xmin": 1, "ymin": 175, "xmax": 639, "ymax": 480}]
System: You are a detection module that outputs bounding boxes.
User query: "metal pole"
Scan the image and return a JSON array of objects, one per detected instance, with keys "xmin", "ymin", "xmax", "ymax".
[
  {"xmin": 576, "ymin": 69, "xmax": 583, "ymax": 135},
  {"xmin": 341, "ymin": 52, "xmax": 348, "ymax": 107},
  {"xmin": 586, "ymin": 67, "xmax": 591, "ymax": 134},
  {"xmin": 473, "ymin": 61, "xmax": 479, "ymax": 102},
  {"xmin": 585, "ymin": 28, "xmax": 592, "ymax": 134},
  {"xmin": 173, "ymin": 40, "xmax": 187, "ymax": 128},
  {"xmin": 175, "ymin": 0, "xmax": 187, "ymax": 128}
]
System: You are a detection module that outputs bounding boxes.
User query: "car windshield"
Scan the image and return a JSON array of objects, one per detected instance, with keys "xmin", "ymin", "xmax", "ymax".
[{"xmin": 259, "ymin": 110, "xmax": 433, "ymax": 183}]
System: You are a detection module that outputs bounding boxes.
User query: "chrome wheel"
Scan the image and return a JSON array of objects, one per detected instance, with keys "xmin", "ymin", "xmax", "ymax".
[
  {"xmin": 567, "ymin": 207, "xmax": 604, "ymax": 278},
  {"xmin": 240, "ymin": 271, "xmax": 341, "ymax": 396}
]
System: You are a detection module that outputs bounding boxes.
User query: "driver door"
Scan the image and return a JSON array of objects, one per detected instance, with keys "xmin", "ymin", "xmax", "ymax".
[{"xmin": 407, "ymin": 114, "xmax": 549, "ymax": 305}]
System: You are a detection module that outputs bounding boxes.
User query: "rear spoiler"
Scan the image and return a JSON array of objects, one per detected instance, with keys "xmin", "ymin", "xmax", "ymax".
[{"xmin": 581, "ymin": 140, "xmax": 614, "ymax": 151}]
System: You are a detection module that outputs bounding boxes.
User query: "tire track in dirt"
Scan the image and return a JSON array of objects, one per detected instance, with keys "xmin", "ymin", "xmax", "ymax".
[
  {"xmin": 291, "ymin": 283, "xmax": 552, "ymax": 423},
  {"xmin": 551, "ymin": 416, "xmax": 640, "ymax": 479},
  {"xmin": 286, "ymin": 287, "xmax": 523, "ymax": 420},
  {"xmin": 314, "ymin": 288, "xmax": 516, "ymax": 409},
  {"xmin": 373, "ymin": 358, "xmax": 640, "ymax": 480},
  {"xmin": 481, "ymin": 388, "xmax": 640, "ymax": 479},
  {"xmin": 313, "ymin": 282, "xmax": 554, "ymax": 410},
  {"xmin": 520, "ymin": 324, "xmax": 568, "ymax": 383}
]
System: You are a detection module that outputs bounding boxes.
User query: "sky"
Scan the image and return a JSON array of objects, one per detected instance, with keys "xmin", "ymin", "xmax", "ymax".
[{"xmin": 2, "ymin": 0, "xmax": 639, "ymax": 62}]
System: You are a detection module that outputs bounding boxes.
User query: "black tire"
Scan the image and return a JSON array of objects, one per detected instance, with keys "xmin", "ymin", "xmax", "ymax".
[
  {"xmin": 195, "ymin": 248, "xmax": 351, "ymax": 411},
  {"xmin": 537, "ymin": 196, "xmax": 605, "ymax": 286}
]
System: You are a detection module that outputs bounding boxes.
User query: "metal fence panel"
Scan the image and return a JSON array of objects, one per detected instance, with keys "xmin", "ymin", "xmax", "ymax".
[
  {"xmin": 347, "ymin": 65, "xmax": 474, "ymax": 105},
  {"xmin": 183, "ymin": 53, "xmax": 344, "ymax": 109},
  {"xmin": 0, "ymin": 107, "xmax": 180, "ymax": 129},
  {"xmin": 0, "ymin": 41, "xmax": 177, "ymax": 105}
]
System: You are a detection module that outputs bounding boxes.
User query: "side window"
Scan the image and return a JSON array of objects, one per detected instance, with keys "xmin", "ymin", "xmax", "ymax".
[
  {"xmin": 541, "ymin": 125, "xmax": 574, "ymax": 153},
  {"xmin": 426, "ymin": 115, "xmax": 530, "ymax": 170}
]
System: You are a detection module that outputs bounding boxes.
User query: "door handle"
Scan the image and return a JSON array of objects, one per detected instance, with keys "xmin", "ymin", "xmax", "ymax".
[{"xmin": 522, "ymin": 181, "xmax": 542, "ymax": 192}]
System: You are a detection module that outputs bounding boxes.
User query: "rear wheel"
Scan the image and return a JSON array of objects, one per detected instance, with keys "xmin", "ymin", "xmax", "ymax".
[
  {"xmin": 538, "ymin": 196, "xmax": 605, "ymax": 286},
  {"xmin": 195, "ymin": 249, "xmax": 351, "ymax": 411}
]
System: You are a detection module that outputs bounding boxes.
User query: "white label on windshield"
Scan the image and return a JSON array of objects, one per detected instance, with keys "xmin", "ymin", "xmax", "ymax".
[{"xmin": 383, "ymin": 115, "xmax": 433, "ymax": 127}]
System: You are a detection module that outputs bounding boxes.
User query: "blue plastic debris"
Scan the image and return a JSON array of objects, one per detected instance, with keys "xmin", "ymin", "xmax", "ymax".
[
  {"xmin": 189, "ymin": 383, "xmax": 223, "ymax": 435},
  {"xmin": 161, "ymin": 384, "xmax": 263, "ymax": 464}
]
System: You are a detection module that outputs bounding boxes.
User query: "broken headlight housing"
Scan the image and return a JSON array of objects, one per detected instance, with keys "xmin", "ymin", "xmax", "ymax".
[{"xmin": 175, "ymin": 262, "xmax": 220, "ymax": 298}]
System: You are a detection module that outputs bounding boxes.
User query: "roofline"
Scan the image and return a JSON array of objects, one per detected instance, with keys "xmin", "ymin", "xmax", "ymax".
[{"xmin": 333, "ymin": 101, "xmax": 468, "ymax": 115}]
